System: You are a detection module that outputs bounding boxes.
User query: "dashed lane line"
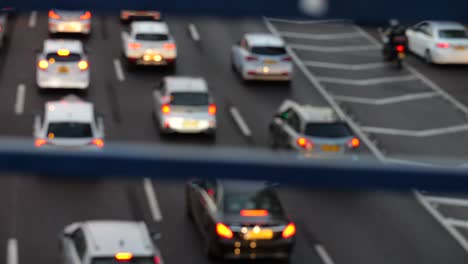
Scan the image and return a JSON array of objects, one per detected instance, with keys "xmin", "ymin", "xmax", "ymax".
[
  {"xmin": 289, "ymin": 43, "xmax": 379, "ymax": 52},
  {"xmin": 143, "ymin": 178, "xmax": 163, "ymax": 222},
  {"xmin": 28, "ymin": 11, "xmax": 37, "ymax": 28},
  {"xmin": 334, "ymin": 92, "xmax": 439, "ymax": 105},
  {"xmin": 14, "ymin": 84, "xmax": 26, "ymax": 115},
  {"xmin": 229, "ymin": 107, "xmax": 252, "ymax": 137},
  {"xmin": 188, "ymin": 23, "xmax": 200, "ymax": 42},
  {"xmin": 361, "ymin": 124, "xmax": 468, "ymax": 137},
  {"xmin": 315, "ymin": 244, "xmax": 335, "ymax": 264},
  {"xmin": 317, "ymin": 75, "xmax": 417, "ymax": 86},
  {"xmin": 7, "ymin": 238, "xmax": 18, "ymax": 264},
  {"xmin": 113, "ymin": 58, "xmax": 125, "ymax": 82},
  {"xmin": 278, "ymin": 31, "xmax": 361, "ymax": 40},
  {"xmin": 304, "ymin": 61, "xmax": 386, "ymax": 70}
]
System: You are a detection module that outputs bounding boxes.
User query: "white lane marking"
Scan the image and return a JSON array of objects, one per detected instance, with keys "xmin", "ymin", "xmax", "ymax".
[
  {"xmin": 28, "ymin": 11, "xmax": 37, "ymax": 28},
  {"xmin": 386, "ymin": 158, "xmax": 434, "ymax": 167},
  {"xmin": 361, "ymin": 124, "xmax": 468, "ymax": 137},
  {"xmin": 229, "ymin": 107, "xmax": 252, "ymax": 137},
  {"xmin": 314, "ymin": 245, "xmax": 335, "ymax": 264},
  {"xmin": 143, "ymin": 178, "xmax": 163, "ymax": 222},
  {"xmin": 188, "ymin": 23, "xmax": 200, "ymax": 42},
  {"xmin": 446, "ymin": 218, "xmax": 468, "ymax": 229},
  {"xmin": 279, "ymin": 31, "xmax": 361, "ymax": 40},
  {"xmin": 317, "ymin": 75, "xmax": 417, "ymax": 86},
  {"xmin": 14, "ymin": 84, "xmax": 26, "ymax": 115},
  {"xmin": 289, "ymin": 43, "xmax": 379, "ymax": 52},
  {"xmin": 425, "ymin": 196, "xmax": 468, "ymax": 207},
  {"xmin": 265, "ymin": 17, "xmax": 352, "ymax": 25},
  {"xmin": 304, "ymin": 61, "xmax": 386, "ymax": 70},
  {"xmin": 7, "ymin": 238, "xmax": 18, "ymax": 264},
  {"xmin": 113, "ymin": 59, "xmax": 125, "ymax": 82},
  {"xmin": 334, "ymin": 92, "xmax": 439, "ymax": 105}
]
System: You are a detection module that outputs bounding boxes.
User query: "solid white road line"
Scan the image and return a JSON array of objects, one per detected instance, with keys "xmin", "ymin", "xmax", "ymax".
[
  {"xmin": 279, "ymin": 31, "xmax": 361, "ymax": 40},
  {"xmin": 425, "ymin": 196, "xmax": 468, "ymax": 207},
  {"xmin": 265, "ymin": 17, "xmax": 352, "ymax": 25},
  {"xmin": 314, "ymin": 245, "xmax": 335, "ymax": 264},
  {"xmin": 143, "ymin": 178, "xmax": 163, "ymax": 222},
  {"xmin": 334, "ymin": 92, "xmax": 438, "ymax": 105},
  {"xmin": 317, "ymin": 75, "xmax": 417, "ymax": 86},
  {"xmin": 229, "ymin": 107, "xmax": 252, "ymax": 137},
  {"xmin": 304, "ymin": 61, "xmax": 386, "ymax": 70},
  {"xmin": 7, "ymin": 238, "xmax": 18, "ymax": 264},
  {"xmin": 289, "ymin": 43, "xmax": 379, "ymax": 52},
  {"xmin": 113, "ymin": 59, "xmax": 125, "ymax": 82},
  {"xmin": 14, "ymin": 84, "xmax": 26, "ymax": 115},
  {"xmin": 188, "ymin": 23, "xmax": 200, "ymax": 42},
  {"xmin": 386, "ymin": 158, "xmax": 434, "ymax": 167},
  {"xmin": 28, "ymin": 11, "xmax": 37, "ymax": 28},
  {"xmin": 361, "ymin": 124, "xmax": 468, "ymax": 137}
]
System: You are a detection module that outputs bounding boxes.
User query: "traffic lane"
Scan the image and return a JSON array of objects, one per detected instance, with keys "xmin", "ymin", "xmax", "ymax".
[
  {"xmin": 326, "ymin": 80, "xmax": 431, "ymax": 99},
  {"xmin": 0, "ymin": 176, "xmax": 22, "ymax": 264},
  {"xmin": 151, "ymin": 181, "xmax": 325, "ymax": 264},
  {"xmin": 271, "ymin": 21, "xmax": 358, "ymax": 35},
  {"xmin": 282, "ymin": 35, "xmax": 372, "ymax": 47},
  {"xmin": 278, "ymin": 189, "xmax": 468, "ymax": 264},
  {"xmin": 294, "ymin": 49, "xmax": 381, "ymax": 65},
  {"xmin": 306, "ymin": 64, "xmax": 413, "ymax": 80}
]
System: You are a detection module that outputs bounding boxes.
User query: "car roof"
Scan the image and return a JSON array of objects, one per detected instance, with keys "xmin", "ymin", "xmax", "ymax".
[
  {"xmin": 45, "ymin": 95, "xmax": 94, "ymax": 123},
  {"xmin": 83, "ymin": 220, "xmax": 154, "ymax": 257},
  {"xmin": 218, "ymin": 180, "xmax": 271, "ymax": 194},
  {"xmin": 52, "ymin": 9, "xmax": 86, "ymax": 14},
  {"xmin": 131, "ymin": 21, "xmax": 169, "ymax": 34},
  {"xmin": 244, "ymin": 33, "xmax": 284, "ymax": 47},
  {"xmin": 164, "ymin": 77, "xmax": 208, "ymax": 93},
  {"xmin": 43, "ymin": 39, "xmax": 84, "ymax": 54},
  {"xmin": 426, "ymin": 21, "xmax": 465, "ymax": 30},
  {"xmin": 279, "ymin": 100, "xmax": 338, "ymax": 123}
]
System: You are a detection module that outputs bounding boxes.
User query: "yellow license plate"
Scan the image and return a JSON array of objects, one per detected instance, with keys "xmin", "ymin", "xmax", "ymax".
[
  {"xmin": 244, "ymin": 229, "xmax": 273, "ymax": 240},
  {"xmin": 58, "ymin": 66, "xmax": 69, "ymax": 73},
  {"xmin": 263, "ymin": 60, "xmax": 277, "ymax": 65},
  {"xmin": 321, "ymin": 145, "xmax": 340, "ymax": 152},
  {"xmin": 398, "ymin": 53, "xmax": 405, "ymax": 59},
  {"xmin": 455, "ymin": 46, "xmax": 465, "ymax": 50},
  {"xmin": 183, "ymin": 120, "xmax": 198, "ymax": 128}
]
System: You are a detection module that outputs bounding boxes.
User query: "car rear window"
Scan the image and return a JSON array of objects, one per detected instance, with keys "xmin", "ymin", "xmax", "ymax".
[
  {"xmin": 305, "ymin": 122, "xmax": 353, "ymax": 138},
  {"xmin": 135, "ymin": 34, "xmax": 169, "ymax": 41},
  {"xmin": 439, "ymin": 30, "xmax": 468, "ymax": 39},
  {"xmin": 46, "ymin": 53, "xmax": 82, "ymax": 62},
  {"xmin": 47, "ymin": 122, "xmax": 93, "ymax": 138},
  {"xmin": 170, "ymin": 92, "xmax": 209, "ymax": 106},
  {"xmin": 92, "ymin": 257, "xmax": 154, "ymax": 264},
  {"xmin": 251, "ymin": 46, "xmax": 286, "ymax": 55},
  {"xmin": 224, "ymin": 188, "xmax": 284, "ymax": 215}
]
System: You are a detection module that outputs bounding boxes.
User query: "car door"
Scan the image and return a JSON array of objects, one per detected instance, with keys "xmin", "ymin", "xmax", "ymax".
[
  {"xmin": 233, "ymin": 37, "xmax": 249, "ymax": 71},
  {"xmin": 153, "ymin": 81, "xmax": 167, "ymax": 119},
  {"xmin": 410, "ymin": 22, "xmax": 430, "ymax": 56},
  {"xmin": 62, "ymin": 227, "xmax": 87, "ymax": 264},
  {"xmin": 193, "ymin": 180, "xmax": 217, "ymax": 237},
  {"xmin": 275, "ymin": 108, "xmax": 301, "ymax": 148}
]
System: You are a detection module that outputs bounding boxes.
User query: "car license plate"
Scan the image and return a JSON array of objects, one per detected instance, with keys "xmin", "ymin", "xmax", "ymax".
[
  {"xmin": 244, "ymin": 229, "xmax": 273, "ymax": 240},
  {"xmin": 65, "ymin": 22, "xmax": 81, "ymax": 31},
  {"xmin": 398, "ymin": 53, "xmax": 405, "ymax": 59},
  {"xmin": 455, "ymin": 46, "xmax": 465, "ymax": 50},
  {"xmin": 183, "ymin": 120, "xmax": 198, "ymax": 129},
  {"xmin": 263, "ymin": 60, "xmax": 277, "ymax": 65},
  {"xmin": 58, "ymin": 66, "xmax": 69, "ymax": 73},
  {"xmin": 321, "ymin": 145, "xmax": 340, "ymax": 152}
]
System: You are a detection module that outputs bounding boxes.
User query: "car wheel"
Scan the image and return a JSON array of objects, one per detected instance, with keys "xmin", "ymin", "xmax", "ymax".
[{"xmin": 425, "ymin": 50, "xmax": 433, "ymax": 65}]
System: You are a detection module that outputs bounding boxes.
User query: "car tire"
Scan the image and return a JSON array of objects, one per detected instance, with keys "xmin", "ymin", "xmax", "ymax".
[{"xmin": 425, "ymin": 50, "xmax": 433, "ymax": 65}]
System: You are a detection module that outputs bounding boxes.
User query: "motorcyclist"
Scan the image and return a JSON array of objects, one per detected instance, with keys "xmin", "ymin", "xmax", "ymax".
[{"xmin": 382, "ymin": 19, "xmax": 407, "ymax": 61}]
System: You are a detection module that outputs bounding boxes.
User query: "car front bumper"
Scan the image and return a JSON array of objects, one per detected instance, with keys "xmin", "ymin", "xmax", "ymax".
[{"xmin": 37, "ymin": 72, "xmax": 89, "ymax": 89}]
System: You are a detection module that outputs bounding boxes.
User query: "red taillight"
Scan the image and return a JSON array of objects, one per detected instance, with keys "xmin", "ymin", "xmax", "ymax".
[
  {"xmin": 282, "ymin": 222, "xmax": 296, "ymax": 239},
  {"xmin": 245, "ymin": 56, "xmax": 258, "ymax": 61},
  {"xmin": 240, "ymin": 209, "xmax": 269, "ymax": 217},
  {"xmin": 348, "ymin": 137, "xmax": 360, "ymax": 148},
  {"xmin": 161, "ymin": 104, "xmax": 171, "ymax": 115},
  {"xmin": 206, "ymin": 188, "xmax": 215, "ymax": 196},
  {"xmin": 296, "ymin": 137, "xmax": 313, "ymax": 150},
  {"xmin": 91, "ymin": 138, "xmax": 104, "ymax": 148},
  {"xmin": 128, "ymin": 42, "xmax": 141, "ymax": 49},
  {"xmin": 80, "ymin": 11, "xmax": 91, "ymax": 20},
  {"xmin": 395, "ymin": 45, "xmax": 405, "ymax": 52},
  {"xmin": 216, "ymin": 223, "xmax": 233, "ymax": 239},
  {"xmin": 247, "ymin": 70, "xmax": 257, "ymax": 76},
  {"xmin": 48, "ymin": 10, "xmax": 60, "ymax": 19},
  {"xmin": 208, "ymin": 104, "xmax": 216, "ymax": 115},
  {"xmin": 282, "ymin": 56, "xmax": 292, "ymax": 61},
  {"xmin": 437, "ymin": 42, "xmax": 450, "ymax": 49},
  {"xmin": 163, "ymin": 43, "xmax": 176, "ymax": 50},
  {"xmin": 153, "ymin": 256, "xmax": 161, "ymax": 264},
  {"xmin": 35, "ymin": 138, "xmax": 48, "ymax": 147}
]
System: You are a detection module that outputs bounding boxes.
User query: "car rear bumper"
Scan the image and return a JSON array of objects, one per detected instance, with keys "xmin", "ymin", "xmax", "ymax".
[
  {"xmin": 242, "ymin": 68, "xmax": 292, "ymax": 81},
  {"xmin": 126, "ymin": 55, "xmax": 177, "ymax": 66},
  {"xmin": 214, "ymin": 238, "xmax": 294, "ymax": 259},
  {"xmin": 432, "ymin": 49, "xmax": 468, "ymax": 64},
  {"xmin": 49, "ymin": 20, "xmax": 91, "ymax": 34}
]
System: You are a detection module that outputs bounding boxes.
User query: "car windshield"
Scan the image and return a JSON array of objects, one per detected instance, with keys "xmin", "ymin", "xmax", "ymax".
[
  {"xmin": 170, "ymin": 92, "xmax": 209, "ymax": 106},
  {"xmin": 439, "ymin": 29, "xmax": 468, "ymax": 39},
  {"xmin": 46, "ymin": 53, "xmax": 82, "ymax": 62},
  {"xmin": 135, "ymin": 34, "xmax": 169, "ymax": 41},
  {"xmin": 304, "ymin": 122, "xmax": 353, "ymax": 138},
  {"xmin": 92, "ymin": 257, "xmax": 154, "ymax": 264},
  {"xmin": 224, "ymin": 189, "xmax": 284, "ymax": 215},
  {"xmin": 251, "ymin": 46, "xmax": 286, "ymax": 55},
  {"xmin": 47, "ymin": 122, "xmax": 93, "ymax": 138}
]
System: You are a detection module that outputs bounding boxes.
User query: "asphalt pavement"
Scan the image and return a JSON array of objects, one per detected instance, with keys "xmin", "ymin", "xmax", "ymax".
[{"xmin": 0, "ymin": 12, "xmax": 468, "ymax": 264}]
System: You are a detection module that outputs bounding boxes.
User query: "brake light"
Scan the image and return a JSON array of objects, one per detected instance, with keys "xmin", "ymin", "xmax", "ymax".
[
  {"xmin": 48, "ymin": 10, "xmax": 60, "ymax": 19},
  {"xmin": 38, "ymin": 60, "xmax": 49, "ymax": 70},
  {"xmin": 77, "ymin": 60, "xmax": 89, "ymax": 71},
  {"xmin": 128, "ymin": 42, "xmax": 141, "ymax": 49},
  {"xmin": 282, "ymin": 56, "xmax": 292, "ymax": 61},
  {"xmin": 208, "ymin": 104, "xmax": 216, "ymax": 115},
  {"xmin": 207, "ymin": 188, "xmax": 215, "ymax": 196},
  {"xmin": 395, "ymin": 45, "xmax": 405, "ymax": 52},
  {"xmin": 153, "ymin": 256, "xmax": 161, "ymax": 264},
  {"xmin": 163, "ymin": 43, "xmax": 176, "ymax": 50},
  {"xmin": 282, "ymin": 222, "xmax": 296, "ymax": 238},
  {"xmin": 296, "ymin": 137, "xmax": 313, "ymax": 150},
  {"xmin": 348, "ymin": 137, "xmax": 360, "ymax": 148},
  {"xmin": 245, "ymin": 56, "xmax": 258, "ymax": 61},
  {"xmin": 80, "ymin": 11, "xmax": 91, "ymax": 20},
  {"xmin": 161, "ymin": 104, "xmax": 171, "ymax": 114},
  {"xmin": 437, "ymin": 42, "xmax": 450, "ymax": 49},
  {"xmin": 240, "ymin": 209, "xmax": 269, "ymax": 217},
  {"xmin": 91, "ymin": 138, "xmax": 104, "ymax": 148},
  {"xmin": 115, "ymin": 252, "xmax": 132, "ymax": 261},
  {"xmin": 35, "ymin": 138, "xmax": 48, "ymax": 147},
  {"xmin": 216, "ymin": 223, "xmax": 233, "ymax": 239}
]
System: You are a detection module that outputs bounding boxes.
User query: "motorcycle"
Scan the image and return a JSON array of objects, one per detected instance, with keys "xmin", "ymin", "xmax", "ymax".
[{"xmin": 379, "ymin": 28, "xmax": 408, "ymax": 69}]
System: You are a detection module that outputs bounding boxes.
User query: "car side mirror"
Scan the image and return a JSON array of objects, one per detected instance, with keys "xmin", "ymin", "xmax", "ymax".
[{"xmin": 150, "ymin": 231, "xmax": 162, "ymax": 241}]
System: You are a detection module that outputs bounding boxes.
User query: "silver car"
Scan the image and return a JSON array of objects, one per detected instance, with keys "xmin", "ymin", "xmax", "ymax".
[
  {"xmin": 269, "ymin": 100, "xmax": 360, "ymax": 156},
  {"xmin": 231, "ymin": 33, "xmax": 293, "ymax": 81},
  {"xmin": 60, "ymin": 220, "xmax": 164, "ymax": 264},
  {"xmin": 152, "ymin": 77, "xmax": 216, "ymax": 136},
  {"xmin": 33, "ymin": 95, "xmax": 104, "ymax": 149},
  {"xmin": 48, "ymin": 9, "xmax": 91, "ymax": 35},
  {"xmin": 36, "ymin": 39, "xmax": 90, "ymax": 89}
]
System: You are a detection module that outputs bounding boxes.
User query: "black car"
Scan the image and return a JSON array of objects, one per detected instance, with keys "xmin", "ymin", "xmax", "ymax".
[{"xmin": 186, "ymin": 179, "xmax": 296, "ymax": 260}]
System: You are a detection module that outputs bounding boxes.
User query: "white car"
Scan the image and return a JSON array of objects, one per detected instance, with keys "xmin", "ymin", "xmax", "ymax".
[
  {"xmin": 48, "ymin": 9, "xmax": 91, "ymax": 35},
  {"xmin": 33, "ymin": 95, "xmax": 104, "ymax": 149},
  {"xmin": 152, "ymin": 77, "xmax": 216, "ymax": 136},
  {"xmin": 60, "ymin": 220, "xmax": 164, "ymax": 264},
  {"xmin": 36, "ymin": 39, "xmax": 90, "ymax": 89},
  {"xmin": 406, "ymin": 21, "xmax": 468, "ymax": 64},
  {"xmin": 231, "ymin": 33, "xmax": 292, "ymax": 81},
  {"xmin": 122, "ymin": 21, "xmax": 177, "ymax": 68}
]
